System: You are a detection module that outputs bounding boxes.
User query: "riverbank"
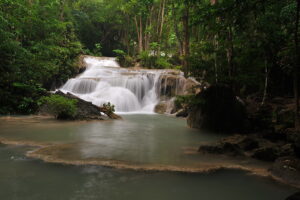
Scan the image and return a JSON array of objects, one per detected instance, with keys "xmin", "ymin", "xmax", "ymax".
[
  {"xmin": 0, "ymin": 144, "xmax": 295, "ymax": 200},
  {"xmin": 0, "ymin": 114, "xmax": 299, "ymax": 191},
  {"xmin": 189, "ymin": 92, "xmax": 300, "ymax": 189}
]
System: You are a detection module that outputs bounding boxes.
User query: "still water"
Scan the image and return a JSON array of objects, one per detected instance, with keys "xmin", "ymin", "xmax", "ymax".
[{"xmin": 0, "ymin": 115, "xmax": 297, "ymax": 199}]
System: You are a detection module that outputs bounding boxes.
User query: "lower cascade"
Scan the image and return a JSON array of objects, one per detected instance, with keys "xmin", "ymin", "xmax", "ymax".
[{"xmin": 60, "ymin": 56, "xmax": 191, "ymax": 113}]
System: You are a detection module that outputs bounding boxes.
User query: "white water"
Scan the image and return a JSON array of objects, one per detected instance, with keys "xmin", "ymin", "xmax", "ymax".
[{"xmin": 60, "ymin": 57, "xmax": 185, "ymax": 113}]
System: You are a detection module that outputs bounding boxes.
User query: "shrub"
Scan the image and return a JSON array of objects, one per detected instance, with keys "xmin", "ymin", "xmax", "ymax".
[
  {"xmin": 39, "ymin": 95, "xmax": 78, "ymax": 119},
  {"xmin": 174, "ymin": 94, "xmax": 204, "ymax": 109},
  {"xmin": 139, "ymin": 51, "xmax": 172, "ymax": 69},
  {"xmin": 155, "ymin": 57, "xmax": 171, "ymax": 68},
  {"xmin": 113, "ymin": 49, "xmax": 134, "ymax": 67},
  {"xmin": 102, "ymin": 102, "xmax": 115, "ymax": 114}
]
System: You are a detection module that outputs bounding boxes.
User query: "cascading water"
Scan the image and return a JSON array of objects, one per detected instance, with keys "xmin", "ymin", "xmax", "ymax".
[{"xmin": 60, "ymin": 57, "xmax": 185, "ymax": 113}]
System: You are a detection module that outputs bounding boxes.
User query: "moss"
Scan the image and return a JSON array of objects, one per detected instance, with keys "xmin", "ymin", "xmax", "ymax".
[{"xmin": 39, "ymin": 95, "xmax": 78, "ymax": 119}]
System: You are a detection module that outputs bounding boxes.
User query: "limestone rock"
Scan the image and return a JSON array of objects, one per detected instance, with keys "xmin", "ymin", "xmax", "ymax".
[
  {"xmin": 154, "ymin": 102, "xmax": 167, "ymax": 114},
  {"xmin": 50, "ymin": 90, "xmax": 121, "ymax": 120}
]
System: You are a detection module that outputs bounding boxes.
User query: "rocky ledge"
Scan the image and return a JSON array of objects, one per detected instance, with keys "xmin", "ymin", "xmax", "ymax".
[
  {"xmin": 198, "ymin": 131, "xmax": 300, "ymax": 188},
  {"xmin": 40, "ymin": 90, "xmax": 122, "ymax": 120}
]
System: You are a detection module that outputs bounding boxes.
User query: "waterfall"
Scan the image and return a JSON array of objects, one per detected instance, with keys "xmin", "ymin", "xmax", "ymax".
[{"xmin": 60, "ymin": 57, "xmax": 185, "ymax": 113}]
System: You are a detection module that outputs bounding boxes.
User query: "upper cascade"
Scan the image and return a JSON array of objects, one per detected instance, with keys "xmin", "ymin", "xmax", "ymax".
[{"xmin": 60, "ymin": 56, "xmax": 193, "ymax": 113}]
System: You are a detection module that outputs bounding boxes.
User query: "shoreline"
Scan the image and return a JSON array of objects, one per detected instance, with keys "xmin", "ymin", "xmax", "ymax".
[{"xmin": 1, "ymin": 137, "xmax": 299, "ymax": 189}]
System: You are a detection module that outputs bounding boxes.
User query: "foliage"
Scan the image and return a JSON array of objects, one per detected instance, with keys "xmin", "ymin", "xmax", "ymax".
[
  {"xmin": 0, "ymin": 0, "xmax": 83, "ymax": 114},
  {"xmin": 39, "ymin": 95, "xmax": 78, "ymax": 119},
  {"xmin": 138, "ymin": 51, "xmax": 172, "ymax": 69},
  {"xmin": 0, "ymin": 0, "xmax": 299, "ymax": 115},
  {"xmin": 113, "ymin": 49, "xmax": 134, "ymax": 67},
  {"xmin": 174, "ymin": 94, "xmax": 204, "ymax": 109},
  {"xmin": 102, "ymin": 102, "xmax": 115, "ymax": 114}
]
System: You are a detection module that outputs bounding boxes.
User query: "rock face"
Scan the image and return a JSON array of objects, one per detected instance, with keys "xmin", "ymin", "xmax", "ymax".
[
  {"xmin": 187, "ymin": 84, "xmax": 247, "ymax": 133},
  {"xmin": 154, "ymin": 102, "xmax": 167, "ymax": 114},
  {"xmin": 45, "ymin": 91, "xmax": 121, "ymax": 120},
  {"xmin": 159, "ymin": 75, "xmax": 201, "ymax": 98},
  {"xmin": 154, "ymin": 74, "xmax": 202, "ymax": 115}
]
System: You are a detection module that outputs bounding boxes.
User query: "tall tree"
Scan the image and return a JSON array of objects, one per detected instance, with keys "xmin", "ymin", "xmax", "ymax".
[{"xmin": 295, "ymin": 0, "xmax": 300, "ymax": 130}]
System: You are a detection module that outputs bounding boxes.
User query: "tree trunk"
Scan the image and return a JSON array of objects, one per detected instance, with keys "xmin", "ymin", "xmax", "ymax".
[
  {"xmin": 211, "ymin": 0, "xmax": 217, "ymax": 4},
  {"xmin": 125, "ymin": 15, "xmax": 130, "ymax": 55},
  {"xmin": 182, "ymin": 4, "xmax": 190, "ymax": 77},
  {"xmin": 145, "ymin": 6, "xmax": 154, "ymax": 52},
  {"xmin": 213, "ymin": 34, "xmax": 218, "ymax": 83},
  {"xmin": 157, "ymin": 0, "xmax": 166, "ymax": 56},
  {"xmin": 172, "ymin": 4, "xmax": 184, "ymax": 57},
  {"xmin": 261, "ymin": 56, "xmax": 268, "ymax": 106},
  {"xmin": 139, "ymin": 16, "xmax": 144, "ymax": 52},
  {"xmin": 227, "ymin": 25, "xmax": 234, "ymax": 78},
  {"xmin": 295, "ymin": 0, "xmax": 300, "ymax": 130},
  {"xmin": 59, "ymin": 0, "xmax": 65, "ymax": 21},
  {"xmin": 134, "ymin": 16, "xmax": 143, "ymax": 54}
]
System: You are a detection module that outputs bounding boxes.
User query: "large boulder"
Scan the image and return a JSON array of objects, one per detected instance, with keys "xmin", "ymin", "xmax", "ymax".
[
  {"xmin": 40, "ymin": 91, "xmax": 121, "ymax": 120},
  {"xmin": 159, "ymin": 75, "xmax": 202, "ymax": 98},
  {"xmin": 154, "ymin": 102, "xmax": 167, "ymax": 114},
  {"xmin": 187, "ymin": 84, "xmax": 247, "ymax": 133}
]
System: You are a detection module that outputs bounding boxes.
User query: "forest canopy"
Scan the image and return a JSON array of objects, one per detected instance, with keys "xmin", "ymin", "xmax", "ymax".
[{"xmin": 0, "ymin": 0, "xmax": 299, "ymax": 127}]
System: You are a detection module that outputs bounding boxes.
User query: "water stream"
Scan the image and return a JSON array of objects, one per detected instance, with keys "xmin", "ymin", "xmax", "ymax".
[
  {"xmin": 60, "ymin": 57, "xmax": 185, "ymax": 113},
  {"xmin": 0, "ymin": 57, "xmax": 297, "ymax": 199},
  {"xmin": 0, "ymin": 115, "xmax": 297, "ymax": 199}
]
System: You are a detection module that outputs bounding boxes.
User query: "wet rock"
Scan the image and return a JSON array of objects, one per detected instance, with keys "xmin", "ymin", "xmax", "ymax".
[
  {"xmin": 200, "ymin": 142, "xmax": 243, "ymax": 156},
  {"xmin": 187, "ymin": 84, "xmax": 247, "ymax": 133},
  {"xmin": 50, "ymin": 91, "xmax": 121, "ymax": 120},
  {"xmin": 184, "ymin": 78, "xmax": 202, "ymax": 95},
  {"xmin": 154, "ymin": 102, "xmax": 167, "ymax": 114},
  {"xmin": 252, "ymin": 146, "xmax": 280, "ymax": 161},
  {"xmin": 159, "ymin": 75, "xmax": 202, "ymax": 98},
  {"xmin": 77, "ymin": 55, "xmax": 88, "ymax": 74},
  {"xmin": 221, "ymin": 142, "xmax": 244, "ymax": 156},
  {"xmin": 279, "ymin": 144, "xmax": 295, "ymax": 157},
  {"xmin": 271, "ymin": 157, "xmax": 300, "ymax": 188},
  {"xmin": 175, "ymin": 108, "xmax": 188, "ymax": 118},
  {"xmin": 199, "ymin": 135, "xmax": 244, "ymax": 156},
  {"xmin": 159, "ymin": 75, "xmax": 186, "ymax": 97},
  {"xmin": 286, "ymin": 192, "xmax": 300, "ymax": 200},
  {"xmin": 238, "ymin": 137, "xmax": 259, "ymax": 151}
]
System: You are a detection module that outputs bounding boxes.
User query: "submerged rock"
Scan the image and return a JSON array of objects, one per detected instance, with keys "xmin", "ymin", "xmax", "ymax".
[
  {"xmin": 199, "ymin": 135, "xmax": 252, "ymax": 156},
  {"xmin": 187, "ymin": 84, "xmax": 247, "ymax": 133}
]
